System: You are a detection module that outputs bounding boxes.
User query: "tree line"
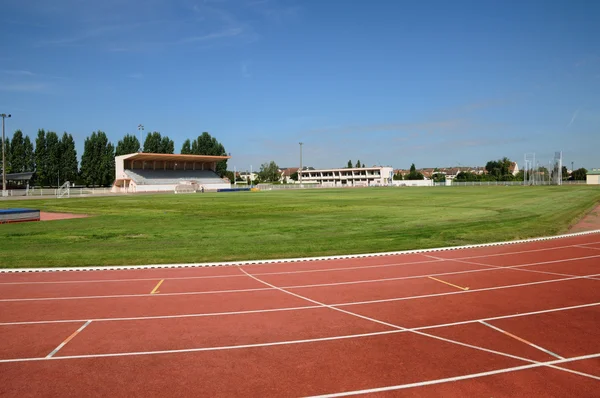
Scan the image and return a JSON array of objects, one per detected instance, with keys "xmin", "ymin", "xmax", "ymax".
[{"xmin": 2, "ymin": 129, "xmax": 227, "ymax": 187}]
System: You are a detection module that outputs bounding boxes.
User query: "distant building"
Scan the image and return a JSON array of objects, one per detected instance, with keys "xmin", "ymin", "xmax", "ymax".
[
  {"xmin": 587, "ymin": 169, "xmax": 600, "ymax": 185},
  {"xmin": 300, "ymin": 166, "xmax": 394, "ymax": 187}
]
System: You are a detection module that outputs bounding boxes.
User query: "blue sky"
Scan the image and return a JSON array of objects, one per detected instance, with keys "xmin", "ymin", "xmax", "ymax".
[{"xmin": 1, "ymin": 0, "xmax": 599, "ymax": 171}]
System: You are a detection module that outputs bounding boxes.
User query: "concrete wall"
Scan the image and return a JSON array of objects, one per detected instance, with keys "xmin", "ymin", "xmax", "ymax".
[
  {"xmin": 391, "ymin": 180, "xmax": 433, "ymax": 187},
  {"xmin": 587, "ymin": 174, "xmax": 600, "ymax": 185}
]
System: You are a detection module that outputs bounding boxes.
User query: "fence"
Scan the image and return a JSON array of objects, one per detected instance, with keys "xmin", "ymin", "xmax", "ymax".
[{"xmin": 0, "ymin": 187, "xmax": 114, "ymax": 198}]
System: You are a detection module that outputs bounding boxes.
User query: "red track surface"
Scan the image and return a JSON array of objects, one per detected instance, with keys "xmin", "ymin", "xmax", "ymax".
[{"xmin": 1, "ymin": 234, "xmax": 599, "ymax": 397}]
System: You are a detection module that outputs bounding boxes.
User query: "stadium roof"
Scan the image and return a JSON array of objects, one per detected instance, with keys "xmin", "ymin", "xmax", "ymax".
[{"xmin": 119, "ymin": 153, "xmax": 231, "ymax": 162}]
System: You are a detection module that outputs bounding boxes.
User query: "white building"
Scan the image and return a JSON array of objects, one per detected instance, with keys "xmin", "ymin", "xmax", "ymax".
[{"xmin": 300, "ymin": 166, "xmax": 394, "ymax": 187}]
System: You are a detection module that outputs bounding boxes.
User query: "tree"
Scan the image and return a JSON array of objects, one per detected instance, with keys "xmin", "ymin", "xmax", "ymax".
[
  {"xmin": 393, "ymin": 172, "xmax": 403, "ymax": 181},
  {"xmin": 115, "ymin": 134, "xmax": 140, "ymax": 156},
  {"xmin": 59, "ymin": 132, "xmax": 78, "ymax": 184},
  {"xmin": 180, "ymin": 139, "xmax": 191, "ymax": 154},
  {"xmin": 80, "ymin": 131, "xmax": 115, "ymax": 187},
  {"xmin": 406, "ymin": 163, "xmax": 424, "ymax": 180},
  {"xmin": 143, "ymin": 132, "xmax": 174, "ymax": 154},
  {"xmin": 9, "ymin": 130, "xmax": 25, "ymax": 173},
  {"xmin": 34, "ymin": 129, "xmax": 48, "ymax": 185},
  {"xmin": 23, "ymin": 135, "xmax": 35, "ymax": 172},
  {"xmin": 190, "ymin": 132, "xmax": 228, "ymax": 177},
  {"xmin": 290, "ymin": 171, "xmax": 298, "ymax": 181},
  {"xmin": 572, "ymin": 168, "xmax": 587, "ymax": 181},
  {"xmin": 431, "ymin": 173, "xmax": 446, "ymax": 182},
  {"xmin": 258, "ymin": 161, "xmax": 281, "ymax": 183},
  {"xmin": 347, "ymin": 160, "xmax": 352, "ymax": 168},
  {"xmin": 355, "ymin": 160, "xmax": 361, "ymax": 168},
  {"xmin": 561, "ymin": 166, "xmax": 569, "ymax": 180},
  {"xmin": 45, "ymin": 131, "xmax": 60, "ymax": 186}
]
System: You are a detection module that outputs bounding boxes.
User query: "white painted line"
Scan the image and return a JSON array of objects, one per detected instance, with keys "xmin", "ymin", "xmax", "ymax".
[
  {"xmin": 332, "ymin": 273, "xmax": 600, "ymax": 307},
  {"xmin": 479, "ymin": 321, "xmax": 564, "ymax": 359},
  {"xmin": 237, "ymin": 268, "xmax": 598, "ymax": 382},
  {"xmin": 415, "ymin": 302, "xmax": 600, "ymax": 331},
  {"xmin": 1, "ymin": 230, "xmax": 598, "ymax": 273},
  {"xmin": 2, "ymin": 254, "xmax": 599, "ymax": 303},
  {"xmin": 45, "ymin": 320, "xmax": 92, "ymax": 358},
  {"xmin": 1, "ymin": 272, "xmax": 599, "ymax": 325},
  {"xmin": 1, "ymin": 240, "xmax": 598, "ymax": 285},
  {"xmin": 1, "ymin": 329, "xmax": 404, "ymax": 363},
  {"xmin": 306, "ymin": 353, "xmax": 600, "ymax": 397}
]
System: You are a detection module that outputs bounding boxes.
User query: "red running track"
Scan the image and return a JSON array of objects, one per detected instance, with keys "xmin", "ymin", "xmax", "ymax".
[{"xmin": 1, "ymin": 233, "xmax": 600, "ymax": 397}]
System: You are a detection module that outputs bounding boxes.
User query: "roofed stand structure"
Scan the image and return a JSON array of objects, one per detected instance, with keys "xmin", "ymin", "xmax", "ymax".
[{"xmin": 112, "ymin": 153, "xmax": 231, "ymax": 193}]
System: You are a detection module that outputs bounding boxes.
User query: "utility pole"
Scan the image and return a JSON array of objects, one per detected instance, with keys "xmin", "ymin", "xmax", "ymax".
[
  {"xmin": 138, "ymin": 124, "xmax": 144, "ymax": 152},
  {"xmin": 299, "ymin": 142, "xmax": 303, "ymax": 186},
  {"xmin": 1, "ymin": 113, "xmax": 12, "ymax": 197}
]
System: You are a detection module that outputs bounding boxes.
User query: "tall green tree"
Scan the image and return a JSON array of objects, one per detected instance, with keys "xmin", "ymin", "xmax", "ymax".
[
  {"xmin": 406, "ymin": 163, "xmax": 424, "ymax": 180},
  {"xmin": 190, "ymin": 132, "xmax": 228, "ymax": 176},
  {"xmin": 9, "ymin": 130, "xmax": 25, "ymax": 173},
  {"xmin": 347, "ymin": 160, "xmax": 352, "ymax": 168},
  {"xmin": 59, "ymin": 132, "xmax": 78, "ymax": 184},
  {"xmin": 258, "ymin": 161, "xmax": 281, "ymax": 182},
  {"xmin": 180, "ymin": 139, "xmax": 191, "ymax": 154},
  {"xmin": 80, "ymin": 131, "xmax": 115, "ymax": 186},
  {"xmin": 143, "ymin": 132, "xmax": 174, "ymax": 154},
  {"xmin": 45, "ymin": 131, "xmax": 60, "ymax": 186},
  {"xmin": 23, "ymin": 135, "xmax": 35, "ymax": 172},
  {"xmin": 34, "ymin": 129, "xmax": 48, "ymax": 185},
  {"xmin": 115, "ymin": 134, "xmax": 140, "ymax": 156},
  {"xmin": 355, "ymin": 160, "xmax": 361, "ymax": 168}
]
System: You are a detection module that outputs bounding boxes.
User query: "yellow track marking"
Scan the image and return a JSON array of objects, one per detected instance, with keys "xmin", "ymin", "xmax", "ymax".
[
  {"xmin": 150, "ymin": 279, "xmax": 164, "ymax": 294},
  {"xmin": 428, "ymin": 276, "xmax": 469, "ymax": 291}
]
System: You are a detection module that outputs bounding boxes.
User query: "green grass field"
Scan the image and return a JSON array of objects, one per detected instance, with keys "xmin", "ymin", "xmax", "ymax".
[{"xmin": 1, "ymin": 186, "xmax": 599, "ymax": 268}]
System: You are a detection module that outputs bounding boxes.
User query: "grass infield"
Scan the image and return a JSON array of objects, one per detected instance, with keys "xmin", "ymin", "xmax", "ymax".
[{"xmin": 1, "ymin": 186, "xmax": 599, "ymax": 268}]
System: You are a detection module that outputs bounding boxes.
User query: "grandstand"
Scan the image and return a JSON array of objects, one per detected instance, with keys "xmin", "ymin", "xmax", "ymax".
[{"xmin": 112, "ymin": 153, "xmax": 231, "ymax": 193}]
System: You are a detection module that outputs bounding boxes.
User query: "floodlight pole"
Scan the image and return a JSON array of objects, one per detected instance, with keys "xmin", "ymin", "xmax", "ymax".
[
  {"xmin": 138, "ymin": 124, "xmax": 144, "ymax": 152},
  {"xmin": 299, "ymin": 142, "xmax": 303, "ymax": 187},
  {"xmin": 1, "ymin": 113, "xmax": 11, "ymax": 197}
]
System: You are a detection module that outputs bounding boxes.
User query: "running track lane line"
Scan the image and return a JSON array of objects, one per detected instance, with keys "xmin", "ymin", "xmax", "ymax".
[
  {"xmin": 2, "ymin": 273, "xmax": 600, "ymax": 326},
  {"xmin": 306, "ymin": 352, "xmax": 600, "ymax": 398},
  {"xmin": 2, "ymin": 238, "xmax": 599, "ymax": 284},
  {"xmin": 478, "ymin": 321, "xmax": 564, "ymax": 359},
  {"xmin": 1, "ymin": 301, "xmax": 598, "ymax": 330},
  {"xmin": 1, "ymin": 303, "xmax": 599, "ymax": 365},
  {"xmin": 3, "ymin": 254, "xmax": 600, "ymax": 303},
  {"xmin": 237, "ymin": 268, "xmax": 600, "ymax": 382},
  {"xmin": 425, "ymin": 254, "xmax": 600, "ymax": 282},
  {"xmin": 45, "ymin": 321, "xmax": 92, "ymax": 358}
]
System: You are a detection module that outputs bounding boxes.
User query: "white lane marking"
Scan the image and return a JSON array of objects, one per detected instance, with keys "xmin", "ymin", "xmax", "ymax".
[
  {"xmin": 45, "ymin": 320, "xmax": 92, "ymax": 358},
  {"xmin": 239, "ymin": 268, "xmax": 600, "ymax": 383},
  {"xmin": 0, "ymin": 329, "xmax": 404, "ymax": 363},
  {"xmin": 575, "ymin": 244, "xmax": 600, "ymax": 251},
  {"xmin": 442, "ymin": 256, "xmax": 600, "ymax": 282},
  {"xmin": 1, "ymin": 230, "xmax": 599, "ymax": 275},
  {"xmin": 2, "ymin": 273, "xmax": 599, "ymax": 326},
  {"xmin": 0, "ymin": 287, "xmax": 274, "ymax": 302},
  {"xmin": 306, "ymin": 353, "xmax": 600, "ymax": 397},
  {"xmin": 2, "ymin": 253, "xmax": 599, "ymax": 302},
  {"xmin": 479, "ymin": 321, "xmax": 564, "ymax": 359},
  {"xmin": 1, "ymin": 299, "xmax": 598, "ymax": 330},
  {"xmin": 415, "ymin": 302, "xmax": 600, "ymax": 331},
  {"xmin": 1, "ymin": 239, "xmax": 599, "ymax": 286},
  {"xmin": 332, "ymin": 273, "xmax": 600, "ymax": 307}
]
